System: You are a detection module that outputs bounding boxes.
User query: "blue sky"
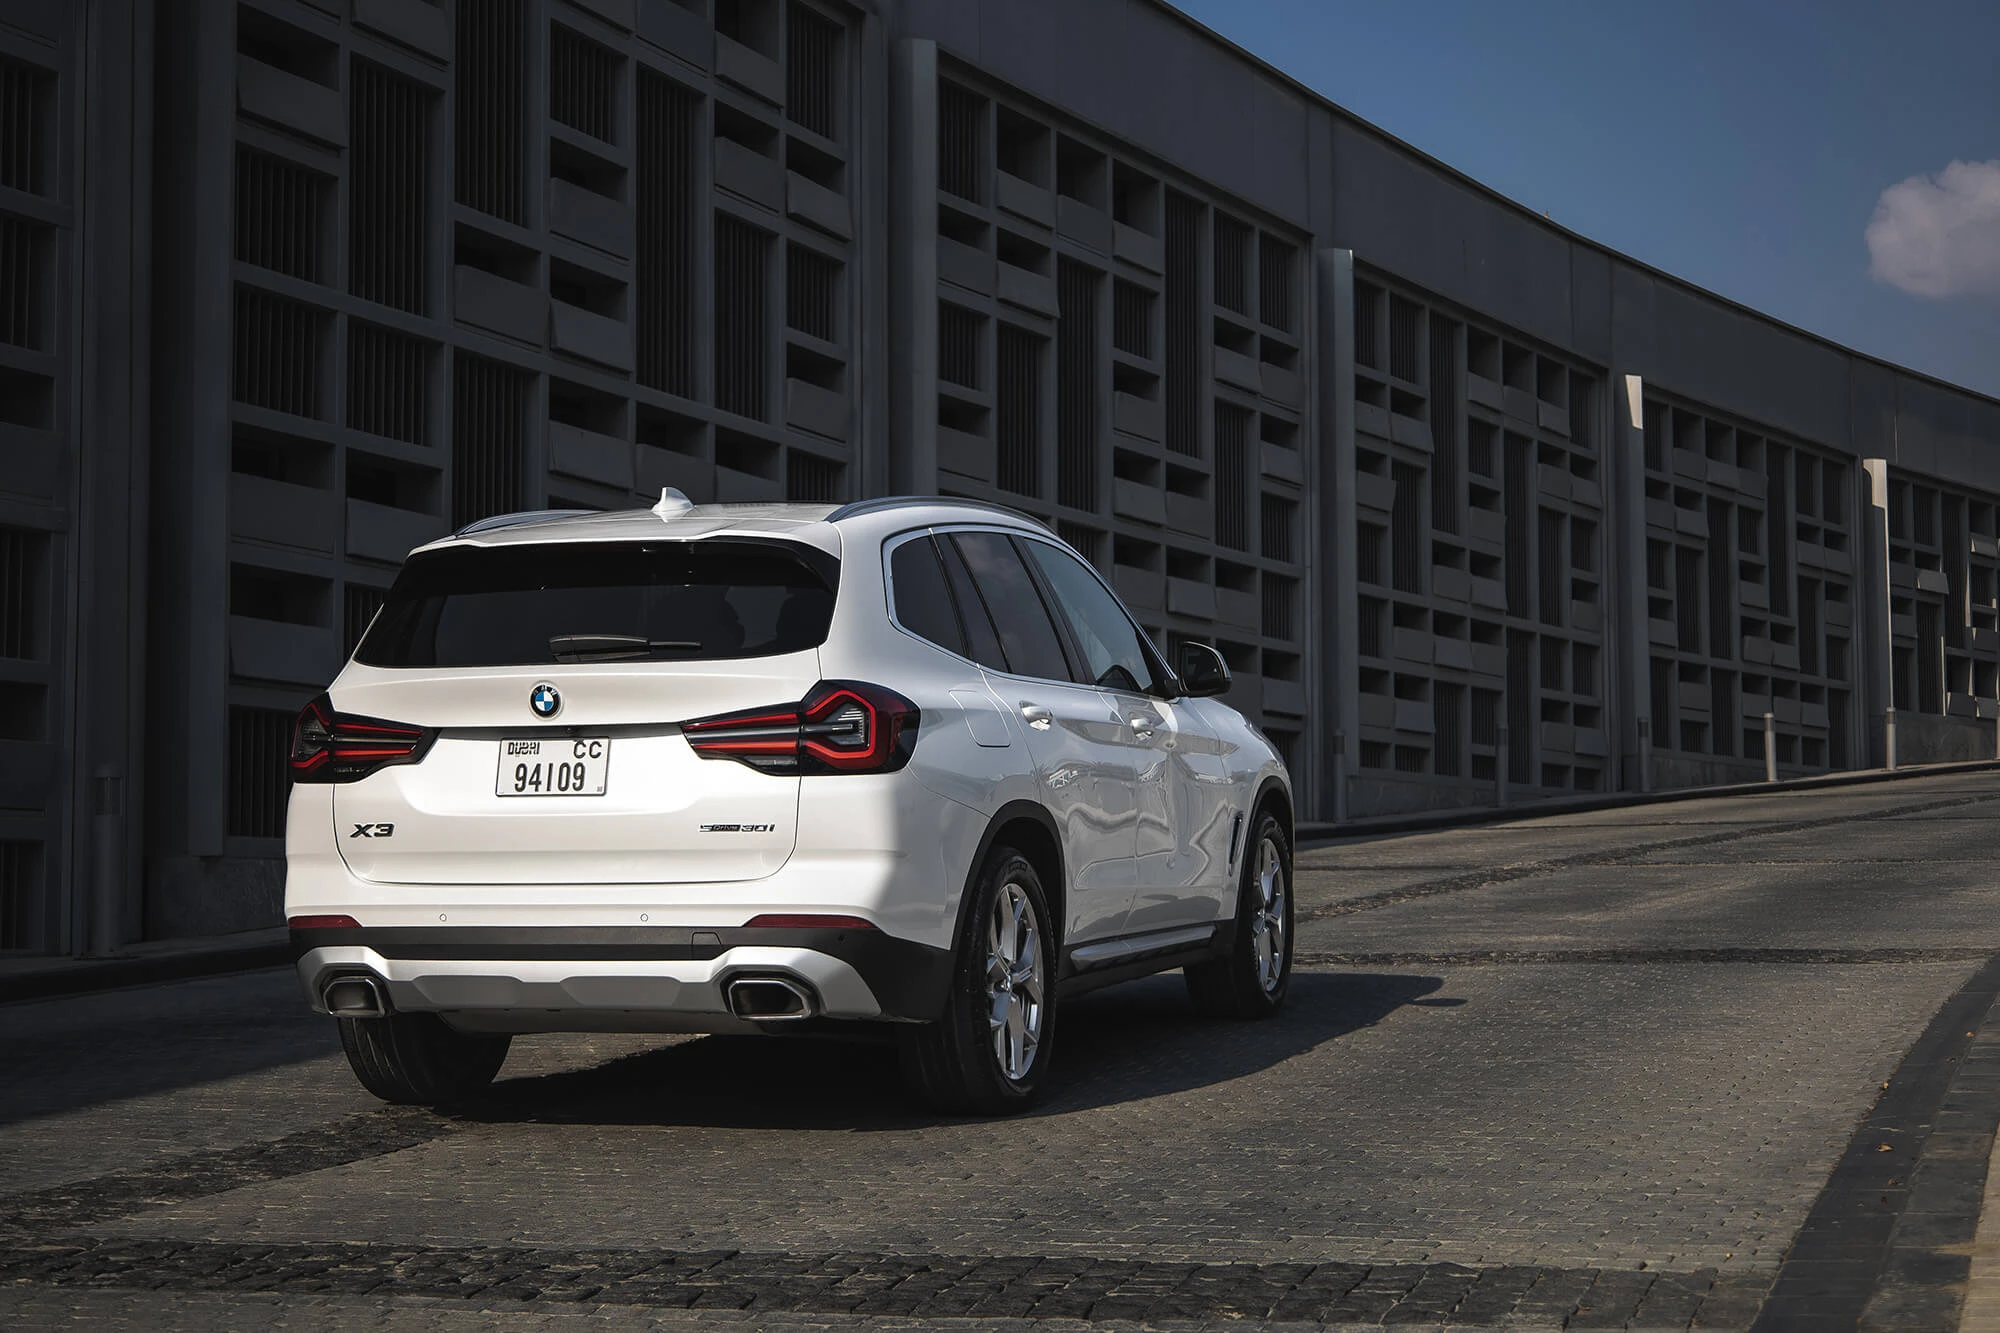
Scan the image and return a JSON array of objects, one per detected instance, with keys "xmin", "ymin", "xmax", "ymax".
[{"xmin": 1167, "ymin": 0, "xmax": 2000, "ymax": 398}]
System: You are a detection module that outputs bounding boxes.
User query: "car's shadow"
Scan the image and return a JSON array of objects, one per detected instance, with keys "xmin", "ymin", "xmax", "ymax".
[{"xmin": 459, "ymin": 970, "xmax": 1449, "ymax": 1129}]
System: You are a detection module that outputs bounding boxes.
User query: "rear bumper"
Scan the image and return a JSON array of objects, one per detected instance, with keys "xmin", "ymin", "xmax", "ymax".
[{"xmin": 293, "ymin": 924, "xmax": 951, "ymax": 1032}]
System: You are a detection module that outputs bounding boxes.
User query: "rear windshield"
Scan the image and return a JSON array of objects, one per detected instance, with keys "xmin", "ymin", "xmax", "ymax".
[{"xmin": 354, "ymin": 539, "xmax": 838, "ymax": 668}]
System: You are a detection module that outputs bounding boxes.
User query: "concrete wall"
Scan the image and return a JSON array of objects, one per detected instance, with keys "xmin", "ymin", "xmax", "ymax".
[{"xmin": 7, "ymin": 0, "xmax": 1998, "ymax": 955}]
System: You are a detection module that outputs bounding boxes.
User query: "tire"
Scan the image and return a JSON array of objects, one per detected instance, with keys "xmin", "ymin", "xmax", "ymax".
[
  {"xmin": 899, "ymin": 846, "xmax": 1056, "ymax": 1115},
  {"xmin": 337, "ymin": 1012, "xmax": 512, "ymax": 1106},
  {"xmin": 1185, "ymin": 809, "xmax": 1293, "ymax": 1019}
]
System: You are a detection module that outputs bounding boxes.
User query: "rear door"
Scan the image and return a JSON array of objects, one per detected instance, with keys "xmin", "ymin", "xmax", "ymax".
[{"xmin": 328, "ymin": 537, "xmax": 835, "ymax": 886}]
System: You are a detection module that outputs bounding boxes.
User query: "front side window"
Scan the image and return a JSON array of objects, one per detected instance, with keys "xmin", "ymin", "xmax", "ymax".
[
  {"xmin": 355, "ymin": 539, "xmax": 836, "ymax": 668},
  {"xmin": 1021, "ymin": 539, "xmax": 1160, "ymax": 695}
]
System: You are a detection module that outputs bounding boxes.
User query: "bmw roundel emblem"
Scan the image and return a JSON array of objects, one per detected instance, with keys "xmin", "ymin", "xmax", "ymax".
[{"xmin": 529, "ymin": 682, "xmax": 562, "ymax": 719}]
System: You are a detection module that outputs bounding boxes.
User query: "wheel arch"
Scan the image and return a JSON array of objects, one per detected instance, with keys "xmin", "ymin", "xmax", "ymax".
[
  {"xmin": 951, "ymin": 800, "xmax": 1066, "ymax": 955},
  {"xmin": 1251, "ymin": 774, "xmax": 1294, "ymax": 849}
]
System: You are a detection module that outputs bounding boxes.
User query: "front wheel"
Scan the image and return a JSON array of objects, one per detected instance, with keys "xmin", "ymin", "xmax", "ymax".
[
  {"xmin": 338, "ymin": 1012, "xmax": 511, "ymax": 1106},
  {"xmin": 1185, "ymin": 810, "xmax": 1293, "ymax": 1018},
  {"xmin": 899, "ymin": 846, "xmax": 1056, "ymax": 1115}
]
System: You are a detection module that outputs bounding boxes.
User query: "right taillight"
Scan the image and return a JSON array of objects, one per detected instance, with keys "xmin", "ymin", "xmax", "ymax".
[
  {"xmin": 683, "ymin": 681, "xmax": 919, "ymax": 775},
  {"xmin": 290, "ymin": 694, "xmax": 436, "ymax": 784}
]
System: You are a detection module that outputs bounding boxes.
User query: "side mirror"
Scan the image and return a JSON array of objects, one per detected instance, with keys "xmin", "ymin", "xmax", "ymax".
[{"xmin": 1177, "ymin": 641, "xmax": 1231, "ymax": 698}]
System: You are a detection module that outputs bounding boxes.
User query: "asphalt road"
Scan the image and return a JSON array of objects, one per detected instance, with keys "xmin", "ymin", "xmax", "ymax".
[{"xmin": 7, "ymin": 771, "xmax": 2000, "ymax": 1330}]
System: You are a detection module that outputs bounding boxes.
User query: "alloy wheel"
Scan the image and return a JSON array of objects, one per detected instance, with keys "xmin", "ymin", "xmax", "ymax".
[
  {"xmin": 1251, "ymin": 836, "xmax": 1287, "ymax": 994},
  {"xmin": 986, "ymin": 881, "xmax": 1045, "ymax": 1081}
]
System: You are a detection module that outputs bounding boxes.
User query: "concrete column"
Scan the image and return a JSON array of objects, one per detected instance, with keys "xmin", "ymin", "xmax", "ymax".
[
  {"xmin": 887, "ymin": 38, "xmax": 938, "ymax": 496},
  {"xmin": 1860, "ymin": 459, "xmax": 1895, "ymax": 768},
  {"xmin": 1613, "ymin": 374, "xmax": 1654, "ymax": 793},
  {"xmin": 71, "ymin": 0, "xmax": 155, "ymax": 952},
  {"xmin": 1317, "ymin": 249, "xmax": 1359, "ymax": 824}
]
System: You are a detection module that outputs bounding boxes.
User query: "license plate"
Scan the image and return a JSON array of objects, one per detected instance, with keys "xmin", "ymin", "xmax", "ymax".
[{"xmin": 496, "ymin": 737, "xmax": 611, "ymax": 797}]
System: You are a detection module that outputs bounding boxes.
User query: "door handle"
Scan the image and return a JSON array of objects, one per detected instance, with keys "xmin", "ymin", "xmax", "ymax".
[
  {"xmin": 1019, "ymin": 703, "xmax": 1053, "ymax": 730},
  {"xmin": 1128, "ymin": 713, "xmax": 1157, "ymax": 738}
]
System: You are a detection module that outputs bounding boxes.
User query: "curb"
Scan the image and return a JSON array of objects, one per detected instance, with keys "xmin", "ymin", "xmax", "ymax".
[
  {"xmin": 0, "ymin": 930, "xmax": 292, "ymax": 1005},
  {"xmin": 1297, "ymin": 758, "xmax": 2000, "ymax": 846},
  {"xmin": 1751, "ymin": 948, "xmax": 2000, "ymax": 1331}
]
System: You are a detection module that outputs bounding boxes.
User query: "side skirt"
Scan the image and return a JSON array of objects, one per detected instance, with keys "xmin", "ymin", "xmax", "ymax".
[{"xmin": 1054, "ymin": 921, "xmax": 1234, "ymax": 1002}]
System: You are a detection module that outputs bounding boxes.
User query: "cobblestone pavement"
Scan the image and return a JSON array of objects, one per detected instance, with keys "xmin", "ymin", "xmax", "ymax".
[{"xmin": 6, "ymin": 772, "xmax": 2000, "ymax": 1329}]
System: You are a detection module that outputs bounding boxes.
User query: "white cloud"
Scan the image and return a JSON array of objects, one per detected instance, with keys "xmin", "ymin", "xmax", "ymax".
[{"xmin": 1866, "ymin": 159, "xmax": 2000, "ymax": 299}]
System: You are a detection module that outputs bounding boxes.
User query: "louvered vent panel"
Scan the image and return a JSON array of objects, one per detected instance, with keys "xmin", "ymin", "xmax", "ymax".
[
  {"xmin": 0, "ymin": 526, "xmax": 43, "ymax": 659},
  {"xmin": 1212, "ymin": 213, "xmax": 1250, "ymax": 315},
  {"xmin": 786, "ymin": 242, "xmax": 839, "ymax": 342},
  {"xmin": 995, "ymin": 324, "xmax": 1039, "ymax": 498},
  {"xmin": 550, "ymin": 25, "xmax": 617, "ymax": 142},
  {"xmin": 937, "ymin": 80, "xmax": 983, "ymax": 202},
  {"xmin": 0, "ymin": 215, "xmax": 44, "ymax": 350},
  {"xmin": 786, "ymin": 452, "xmax": 842, "ymax": 502},
  {"xmin": 1112, "ymin": 279, "xmax": 1151, "ymax": 358},
  {"xmin": 1435, "ymin": 683, "xmax": 1464, "ymax": 777},
  {"xmin": 451, "ymin": 354, "xmax": 528, "ymax": 526},
  {"xmin": 1429, "ymin": 317, "xmax": 1460, "ymax": 535},
  {"xmin": 636, "ymin": 71, "xmax": 696, "ymax": 398},
  {"xmin": 938, "ymin": 303, "xmax": 981, "ymax": 389},
  {"xmin": 1214, "ymin": 404, "xmax": 1249, "ymax": 551},
  {"xmin": 1507, "ymin": 631, "xmax": 1534, "ymax": 784},
  {"xmin": 1261, "ymin": 575, "xmax": 1295, "ymax": 640},
  {"xmin": 1055, "ymin": 259, "xmax": 1097, "ymax": 513},
  {"xmin": 785, "ymin": 3, "xmax": 840, "ymax": 140},
  {"xmin": 714, "ymin": 215, "xmax": 769, "ymax": 420},
  {"xmin": 455, "ymin": 0, "xmax": 526, "ymax": 223},
  {"xmin": 1258, "ymin": 233, "xmax": 1294, "ymax": 333},
  {"xmin": 234, "ymin": 148, "xmax": 326, "ymax": 284},
  {"xmin": 343, "ymin": 584, "xmax": 387, "ymax": 655},
  {"xmin": 0, "ymin": 840, "xmax": 39, "ymax": 952},
  {"xmin": 0, "ymin": 56, "xmax": 51, "ymax": 196},
  {"xmin": 233, "ymin": 287, "xmax": 324, "ymax": 419},
  {"xmin": 1260, "ymin": 494, "xmax": 1295, "ymax": 562},
  {"xmin": 1389, "ymin": 295, "xmax": 1421, "ymax": 382},
  {"xmin": 1164, "ymin": 192, "xmax": 1201, "ymax": 457},
  {"xmin": 347, "ymin": 323, "xmax": 429, "ymax": 446},
  {"xmin": 1538, "ymin": 508, "xmax": 1565, "ymax": 627},
  {"xmin": 1504, "ymin": 434, "xmax": 1531, "ymax": 615},
  {"xmin": 227, "ymin": 706, "xmax": 293, "ymax": 839},
  {"xmin": 350, "ymin": 61, "xmax": 429, "ymax": 314},
  {"xmin": 1391, "ymin": 463, "xmax": 1423, "ymax": 594}
]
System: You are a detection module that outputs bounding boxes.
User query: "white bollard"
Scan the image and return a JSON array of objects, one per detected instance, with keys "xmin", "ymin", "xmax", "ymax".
[{"xmin": 1763, "ymin": 712, "xmax": 1777, "ymax": 783}]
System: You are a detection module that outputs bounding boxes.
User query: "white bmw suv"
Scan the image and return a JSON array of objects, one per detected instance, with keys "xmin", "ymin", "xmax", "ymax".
[{"xmin": 287, "ymin": 493, "xmax": 1294, "ymax": 1114}]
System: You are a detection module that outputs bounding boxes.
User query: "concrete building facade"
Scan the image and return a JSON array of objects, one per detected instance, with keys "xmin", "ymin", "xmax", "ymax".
[{"xmin": 3, "ymin": 0, "xmax": 1998, "ymax": 956}]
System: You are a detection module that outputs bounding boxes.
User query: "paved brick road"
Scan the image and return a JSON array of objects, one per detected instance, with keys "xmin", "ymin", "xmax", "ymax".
[{"xmin": 6, "ymin": 772, "xmax": 2000, "ymax": 1329}]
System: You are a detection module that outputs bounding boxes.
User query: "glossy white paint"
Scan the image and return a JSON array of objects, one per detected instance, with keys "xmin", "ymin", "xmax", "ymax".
[{"xmin": 285, "ymin": 499, "xmax": 1289, "ymax": 1030}]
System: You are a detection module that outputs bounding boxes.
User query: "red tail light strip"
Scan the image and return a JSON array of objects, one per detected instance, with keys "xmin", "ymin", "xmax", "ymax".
[
  {"xmin": 291, "ymin": 695, "xmax": 436, "ymax": 784},
  {"xmin": 288, "ymin": 915, "xmax": 362, "ymax": 929},
  {"xmin": 683, "ymin": 681, "xmax": 919, "ymax": 775}
]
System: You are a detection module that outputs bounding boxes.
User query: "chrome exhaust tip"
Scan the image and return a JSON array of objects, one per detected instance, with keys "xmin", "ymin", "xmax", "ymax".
[
  {"xmin": 726, "ymin": 975, "xmax": 817, "ymax": 1021},
  {"xmin": 322, "ymin": 974, "xmax": 389, "ymax": 1019}
]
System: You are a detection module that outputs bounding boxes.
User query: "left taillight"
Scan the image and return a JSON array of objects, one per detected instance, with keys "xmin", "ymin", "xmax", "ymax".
[
  {"xmin": 290, "ymin": 693, "xmax": 436, "ymax": 784},
  {"xmin": 683, "ymin": 680, "xmax": 919, "ymax": 775}
]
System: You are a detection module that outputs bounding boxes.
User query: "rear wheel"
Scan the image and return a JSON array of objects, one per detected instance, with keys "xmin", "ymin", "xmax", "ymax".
[
  {"xmin": 1186, "ymin": 809, "xmax": 1292, "ymax": 1018},
  {"xmin": 899, "ymin": 846, "xmax": 1055, "ymax": 1115},
  {"xmin": 338, "ymin": 1012, "xmax": 511, "ymax": 1106}
]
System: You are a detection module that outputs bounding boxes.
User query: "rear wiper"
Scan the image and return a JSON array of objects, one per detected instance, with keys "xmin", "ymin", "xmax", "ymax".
[{"xmin": 548, "ymin": 633, "xmax": 703, "ymax": 662}]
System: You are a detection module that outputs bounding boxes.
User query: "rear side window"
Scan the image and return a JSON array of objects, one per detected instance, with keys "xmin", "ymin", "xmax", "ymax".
[
  {"xmin": 947, "ymin": 532, "xmax": 1072, "ymax": 682},
  {"xmin": 355, "ymin": 540, "xmax": 837, "ymax": 668},
  {"xmin": 888, "ymin": 536, "xmax": 965, "ymax": 658}
]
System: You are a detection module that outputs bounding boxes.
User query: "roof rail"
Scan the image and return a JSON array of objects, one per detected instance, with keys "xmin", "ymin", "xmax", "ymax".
[
  {"xmin": 826, "ymin": 495, "xmax": 1050, "ymax": 529},
  {"xmin": 450, "ymin": 508, "xmax": 595, "ymax": 538}
]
